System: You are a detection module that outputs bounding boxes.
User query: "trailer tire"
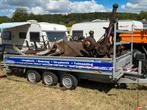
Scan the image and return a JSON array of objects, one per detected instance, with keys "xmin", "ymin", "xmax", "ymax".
[
  {"xmin": 61, "ymin": 74, "xmax": 78, "ymax": 90},
  {"xmin": 42, "ymin": 71, "xmax": 58, "ymax": 86},
  {"xmin": 26, "ymin": 70, "xmax": 41, "ymax": 83}
]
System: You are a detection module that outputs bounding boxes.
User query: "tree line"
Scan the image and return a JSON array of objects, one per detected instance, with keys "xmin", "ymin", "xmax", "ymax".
[{"xmin": 0, "ymin": 8, "xmax": 147, "ymax": 27}]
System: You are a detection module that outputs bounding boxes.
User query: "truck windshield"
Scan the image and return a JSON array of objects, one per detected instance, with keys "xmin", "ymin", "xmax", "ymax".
[{"xmin": 46, "ymin": 32, "xmax": 66, "ymax": 42}]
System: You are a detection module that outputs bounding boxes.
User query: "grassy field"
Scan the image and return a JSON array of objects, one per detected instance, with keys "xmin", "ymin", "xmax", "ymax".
[{"xmin": 0, "ymin": 70, "xmax": 147, "ymax": 110}]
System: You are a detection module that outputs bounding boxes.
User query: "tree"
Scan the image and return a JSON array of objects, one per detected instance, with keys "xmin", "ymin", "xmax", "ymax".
[
  {"xmin": 138, "ymin": 11, "xmax": 147, "ymax": 20},
  {"xmin": 12, "ymin": 8, "xmax": 29, "ymax": 22},
  {"xmin": 0, "ymin": 16, "xmax": 10, "ymax": 23}
]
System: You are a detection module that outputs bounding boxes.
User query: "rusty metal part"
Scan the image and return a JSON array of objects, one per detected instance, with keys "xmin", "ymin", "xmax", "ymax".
[
  {"xmin": 82, "ymin": 4, "xmax": 119, "ymax": 57},
  {"xmin": 48, "ymin": 40, "xmax": 89, "ymax": 57},
  {"xmin": 95, "ymin": 4, "xmax": 119, "ymax": 56},
  {"xmin": 0, "ymin": 75, "xmax": 7, "ymax": 79},
  {"xmin": 82, "ymin": 37, "xmax": 96, "ymax": 51}
]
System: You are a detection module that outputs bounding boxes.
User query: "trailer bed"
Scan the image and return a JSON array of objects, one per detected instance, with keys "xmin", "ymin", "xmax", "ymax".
[{"xmin": 3, "ymin": 52, "xmax": 132, "ymax": 79}]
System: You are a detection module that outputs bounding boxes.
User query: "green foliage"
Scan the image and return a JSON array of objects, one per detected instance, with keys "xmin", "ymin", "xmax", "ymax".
[
  {"xmin": 138, "ymin": 11, "xmax": 147, "ymax": 20},
  {"xmin": 11, "ymin": 8, "xmax": 29, "ymax": 22},
  {"xmin": 0, "ymin": 9, "xmax": 147, "ymax": 25},
  {"xmin": 0, "ymin": 16, "xmax": 10, "ymax": 23}
]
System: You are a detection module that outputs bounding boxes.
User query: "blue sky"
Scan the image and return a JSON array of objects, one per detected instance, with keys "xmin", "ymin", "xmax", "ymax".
[
  {"xmin": 0, "ymin": 0, "xmax": 146, "ymax": 17},
  {"xmin": 95, "ymin": 0, "xmax": 127, "ymax": 9}
]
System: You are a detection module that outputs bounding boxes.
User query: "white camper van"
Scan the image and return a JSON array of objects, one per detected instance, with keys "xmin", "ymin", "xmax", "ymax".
[
  {"xmin": 0, "ymin": 20, "xmax": 68, "ymax": 54},
  {"xmin": 71, "ymin": 20, "xmax": 143, "ymax": 41}
]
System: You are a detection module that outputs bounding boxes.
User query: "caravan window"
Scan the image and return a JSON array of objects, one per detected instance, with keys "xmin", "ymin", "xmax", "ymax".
[
  {"xmin": 30, "ymin": 32, "xmax": 40, "ymax": 42},
  {"xmin": 2, "ymin": 31, "xmax": 11, "ymax": 40},
  {"xmin": 72, "ymin": 31, "xmax": 83, "ymax": 40},
  {"xmin": 19, "ymin": 32, "xmax": 26, "ymax": 39},
  {"xmin": 46, "ymin": 32, "xmax": 66, "ymax": 42}
]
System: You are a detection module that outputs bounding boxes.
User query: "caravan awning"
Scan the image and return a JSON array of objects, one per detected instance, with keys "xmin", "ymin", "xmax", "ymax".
[{"xmin": 0, "ymin": 22, "xmax": 30, "ymax": 30}]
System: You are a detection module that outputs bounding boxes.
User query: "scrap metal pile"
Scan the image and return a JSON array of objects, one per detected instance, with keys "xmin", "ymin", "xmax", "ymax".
[{"xmin": 18, "ymin": 4, "xmax": 125, "ymax": 58}]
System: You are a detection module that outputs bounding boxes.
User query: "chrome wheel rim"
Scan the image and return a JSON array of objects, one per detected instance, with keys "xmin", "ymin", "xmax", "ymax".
[
  {"xmin": 28, "ymin": 73, "xmax": 36, "ymax": 82},
  {"xmin": 62, "ymin": 77, "xmax": 72, "ymax": 89},
  {"xmin": 44, "ymin": 75, "xmax": 53, "ymax": 85}
]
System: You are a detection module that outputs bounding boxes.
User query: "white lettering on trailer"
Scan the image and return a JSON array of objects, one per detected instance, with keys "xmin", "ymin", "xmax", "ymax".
[
  {"xmin": 22, "ymin": 59, "xmax": 35, "ymax": 62},
  {"xmin": 74, "ymin": 62, "xmax": 93, "ymax": 66}
]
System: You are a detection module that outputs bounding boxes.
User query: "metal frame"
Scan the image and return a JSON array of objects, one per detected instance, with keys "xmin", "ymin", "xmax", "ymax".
[
  {"xmin": 115, "ymin": 24, "xmax": 147, "ymax": 83},
  {"xmin": 112, "ymin": 23, "xmax": 134, "ymax": 80},
  {"xmin": 3, "ymin": 23, "xmax": 147, "ymax": 84},
  {"xmin": 0, "ymin": 27, "xmax": 3, "ymax": 46}
]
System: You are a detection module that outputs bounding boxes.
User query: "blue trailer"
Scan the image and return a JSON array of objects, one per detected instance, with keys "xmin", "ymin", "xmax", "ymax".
[{"xmin": 2, "ymin": 24, "xmax": 147, "ymax": 89}]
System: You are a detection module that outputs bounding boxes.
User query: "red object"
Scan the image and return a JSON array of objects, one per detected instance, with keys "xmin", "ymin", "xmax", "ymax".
[
  {"xmin": 0, "ymin": 75, "xmax": 7, "ymax": 79},
  {"xmin": 135, "ymin": 106, "xmax": 142, "ymax": 110}
]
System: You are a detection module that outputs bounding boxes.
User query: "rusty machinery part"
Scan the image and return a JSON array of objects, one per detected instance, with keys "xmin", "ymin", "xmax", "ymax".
[
  {"xmin": 82, "ymin": 37, "xmax": 96, "ymax": 51},
  {"xmin": 94, "ymin": 42, "xmax": 111, "ymax": 57},
  {"xmin": 48, "ymin": 40, "xmax": 88, "ymax": 57},
  {"xmin": 92, "ymin": 4, "xmax": 119, "ymax": 57},
  {"xmin": 89, "ymin": 31, "xmax": 94, "ymax": 38}
]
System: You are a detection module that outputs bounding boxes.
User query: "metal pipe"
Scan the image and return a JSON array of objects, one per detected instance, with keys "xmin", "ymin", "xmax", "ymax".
[{"xmin": 113, "ymin": 23, "xmax": 117, "ymax": 79}]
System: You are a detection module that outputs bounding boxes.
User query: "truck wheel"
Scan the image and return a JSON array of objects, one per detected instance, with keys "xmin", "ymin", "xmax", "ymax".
[
  {"xmin": 26, "ymin": 70, "xmax": 41, "ymax": 83},
  {"xmin": 42, "ymin": 72, "xmax": 58, "ymax": 86},
  {"xmin": 61, "ymin": 74, "xmax": 78, "ymax": 90}
]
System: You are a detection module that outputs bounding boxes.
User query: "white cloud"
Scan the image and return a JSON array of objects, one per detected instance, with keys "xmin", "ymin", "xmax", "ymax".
[
  {"xmin": 2, "ymin": 0, "xmax": 43, "ymax": 7},
  {"xmin": 1, "ymin": 0, "xmax": 109, "ymax": 16},
  {"xmin": 121, "ymin": 0, "xmax": 147, "ymax": 13},
  {"xmin": 46, "ymin": 0, "xmax": 71, "ymax": 13},
  {"xmin": 70, "ymin": 0, "xmax": 108, "ymax": 13},
  {"xmin": 31, "ymin": 7, "xmax": 44, "ymax": 15}
]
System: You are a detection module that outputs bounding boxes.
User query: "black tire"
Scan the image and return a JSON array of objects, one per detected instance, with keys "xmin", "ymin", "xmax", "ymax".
[
  {"xmin": 42, "ymin": 71, "xmax": 58, "ymax": 86},
  {"xmin": 116, "ymin": 83, "xmax": 127, "ymax": 89},
  {"xmin": 26, "ymin": 70, "xmax": 41, "ymax": 83},
  {"xmin": 61, "ymin": 74, "xmax": 78, "ymax": 90}
]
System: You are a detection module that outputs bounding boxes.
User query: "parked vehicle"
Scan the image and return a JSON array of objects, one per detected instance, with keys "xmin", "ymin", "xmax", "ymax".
[
  {"xmin": 3, "ymin": 23, "xmax": 147, "ymax": 90},
  {"xmin": 0, "ymin": 20, "xmax": 68, "ymax": 55},
  {"xmin": 71, "ymin": 20, "xmax": 143, "ymax": 41},
  {"xmin": 2, "ymin": 4, "xmax": 147, "ymax": 90}
]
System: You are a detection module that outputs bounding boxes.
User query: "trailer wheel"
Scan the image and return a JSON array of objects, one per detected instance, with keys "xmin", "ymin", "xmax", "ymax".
[
  {"xmin": 26, "ymin": 70, "xmax": 41, "ymax": 83},
  {"xmin": 42, "ymin": 71, "xmax": 58, "ymax": 86},
  {"xmin": 61, "ymin": 74, "xmax": 78, "ymax": 90}
]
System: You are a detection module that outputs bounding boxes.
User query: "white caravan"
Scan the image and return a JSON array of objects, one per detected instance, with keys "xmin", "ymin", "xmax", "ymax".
[
  {"xmin": 71, "ymin": 20, "xmax": 143, "ymax": 41},
  {"xmin": 0, "ymin": 20, "xmax": 68, "ymax": 53}
]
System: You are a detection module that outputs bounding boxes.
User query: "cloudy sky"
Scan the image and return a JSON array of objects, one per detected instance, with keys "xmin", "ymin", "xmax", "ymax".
[{"xmin": 0, "ymin": 0, "xmax": 147, "ymax": 16}]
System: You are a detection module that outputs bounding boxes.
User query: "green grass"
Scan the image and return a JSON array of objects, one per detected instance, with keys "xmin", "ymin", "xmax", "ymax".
[{"xmin": 0, "ymin": 75, "xmax": 147, "ymax": 110}]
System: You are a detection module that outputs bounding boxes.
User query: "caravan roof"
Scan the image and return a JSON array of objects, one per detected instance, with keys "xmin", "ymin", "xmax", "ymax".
[
  {"xmin": 71, "ymin": 20, "xmax": 144, "ymax": 41},
  {"xmin": 72, "ymin": 20, "xmax": 143, "ymax": 31},
  {"xmin": 0, "ymin": 22, "xmax": 30, "ymax": 30},
  {"xmin": 0, "ymin": 21, "xmax": 67, "ymax": 32},
  {"xmin": 39, "ymin": 22, "xmax": 67, "ymax": 32}
]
